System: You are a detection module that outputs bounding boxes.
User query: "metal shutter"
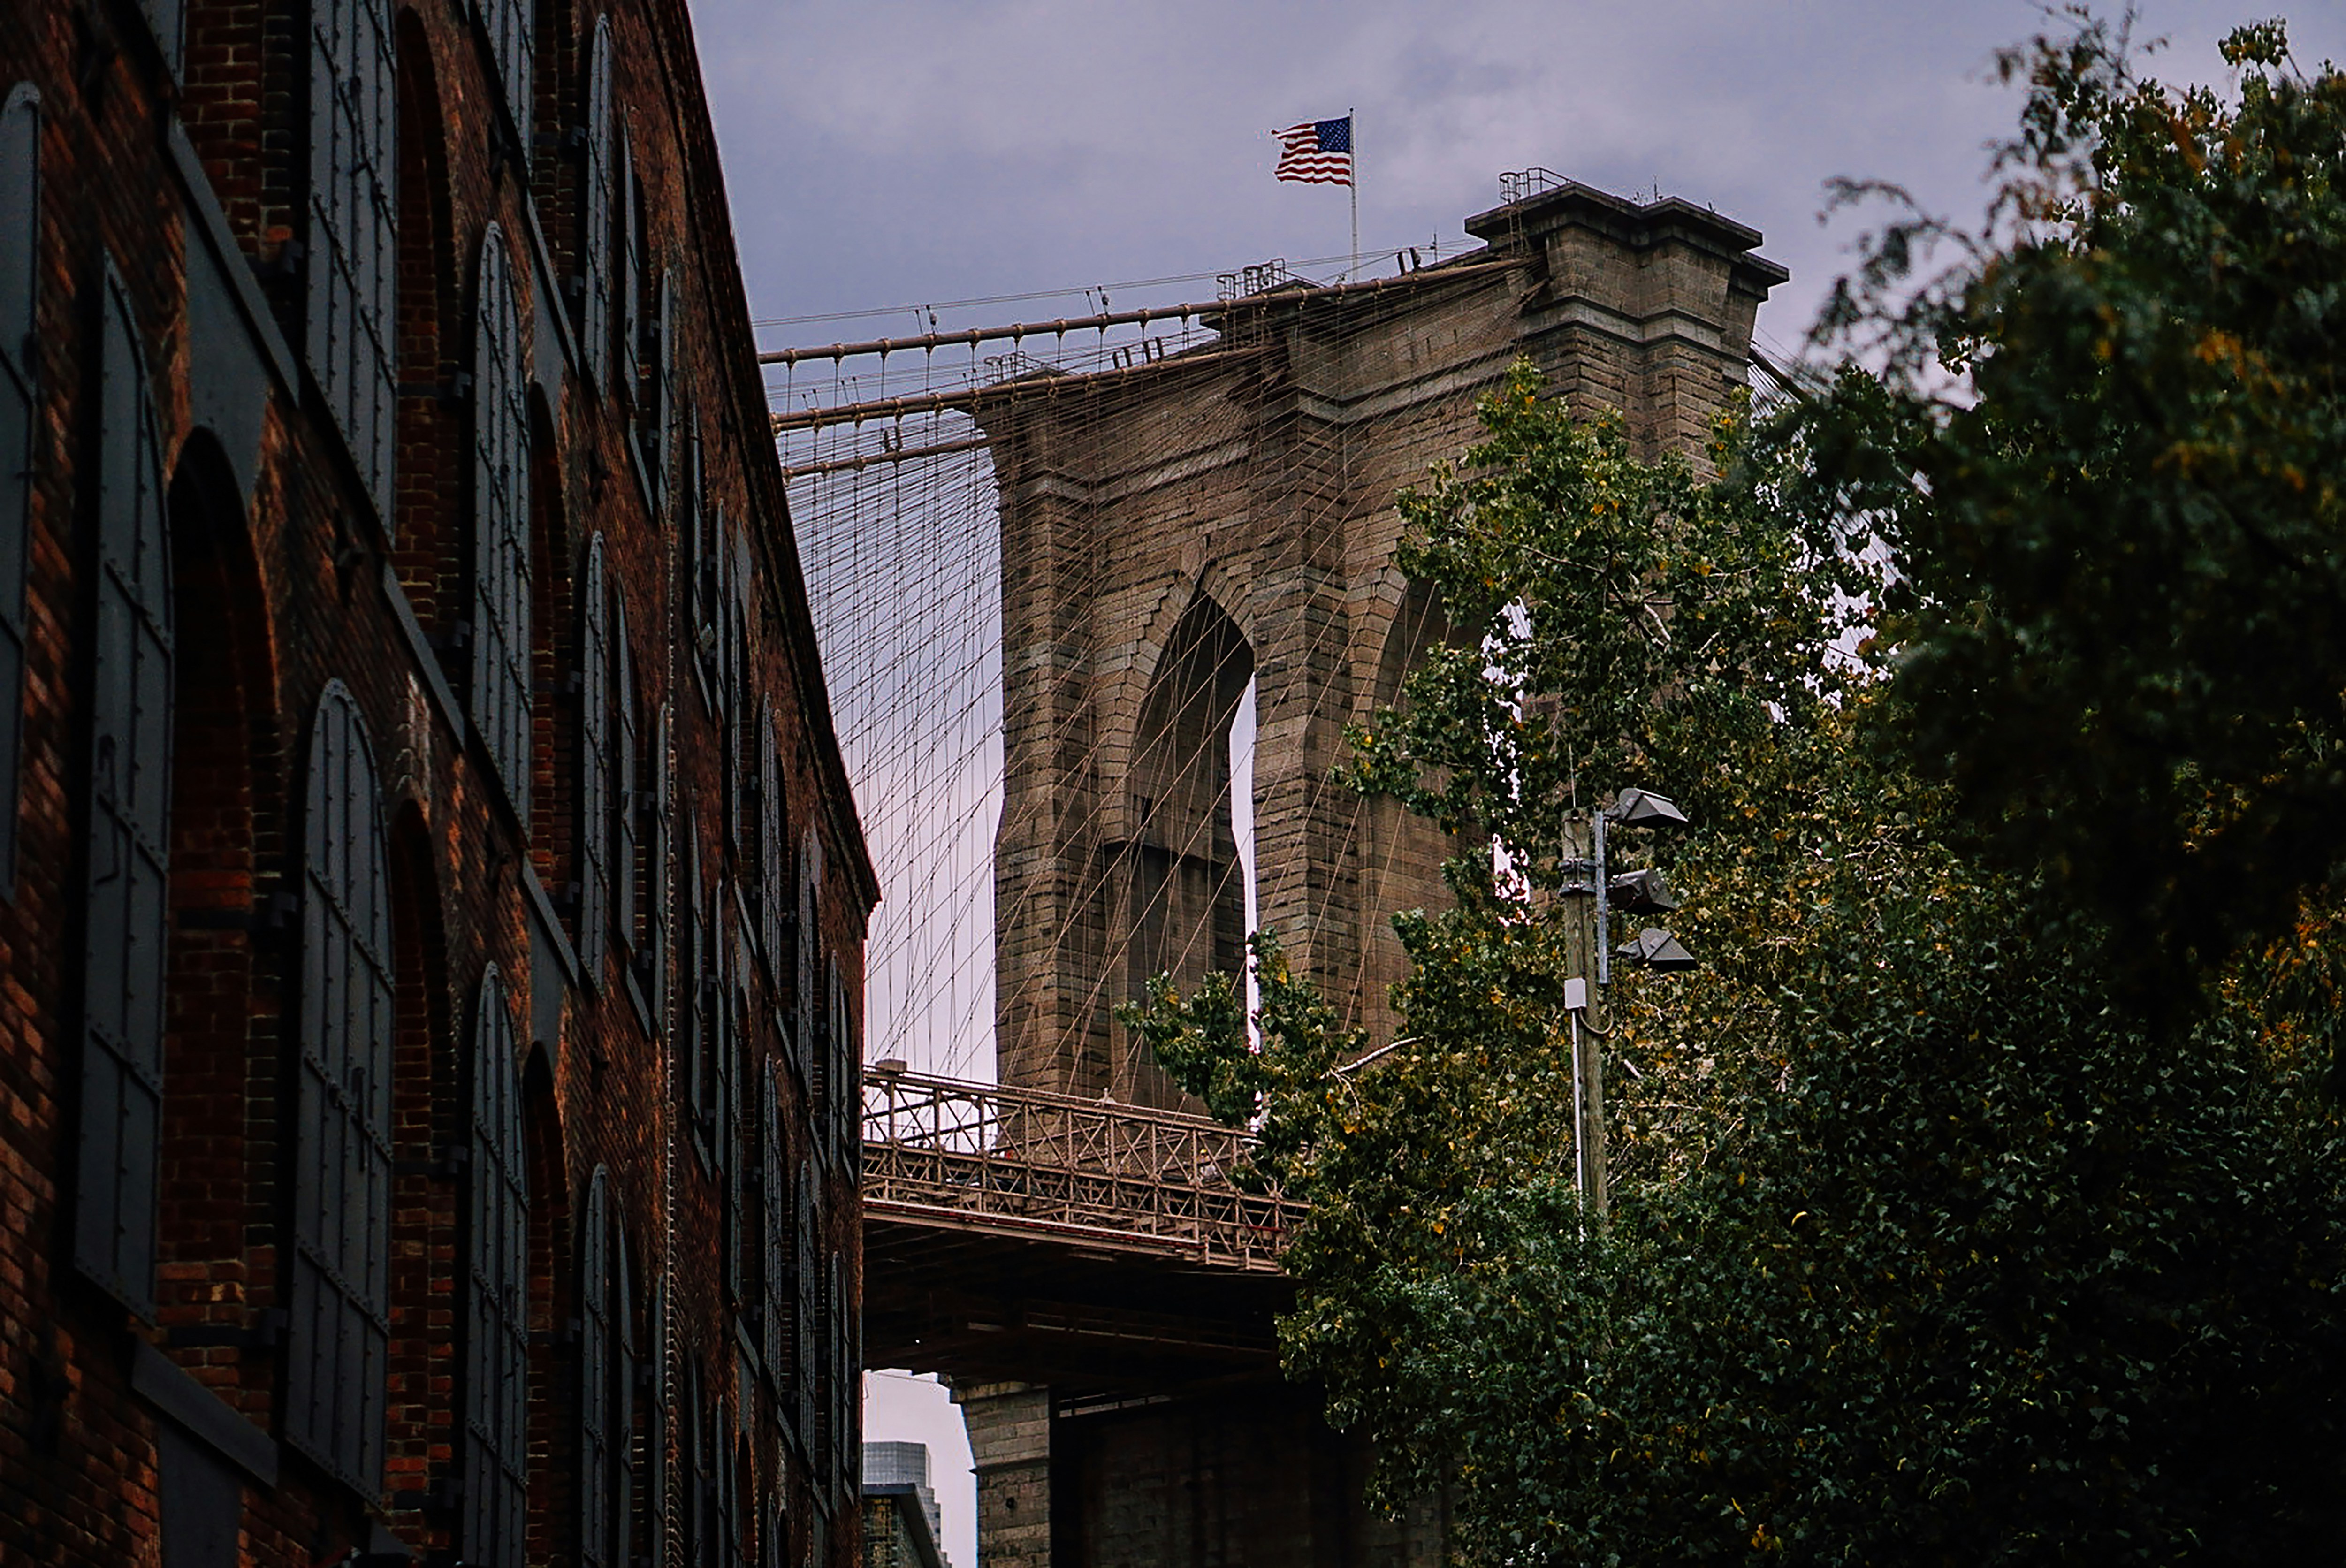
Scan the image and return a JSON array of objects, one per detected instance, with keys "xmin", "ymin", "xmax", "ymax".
[
  {"xmin": 580, "ymin": 20, "xmax": 613, "ymax": 392},
  {"xmin": 793, "ymin": 1157, "xmax": 814, "ymax": 1447},
  {"xmin": 0, "ymin": 85, "xmax": 38, "ymax": 891},
  {"xmin": 795, "ymin": 832, "xmax": 820, "ymax": 1097},
  {"xmin": 579, "ymin": 534, "xmax": 610, "ymax": 986},
  {"xmin": 473, "ymin": 0, "xmax": 533, "ymax": 154},
  {"xmin": 614, "ymin": 593, "xmax": 639, "ymax": 963},
  {"xmin": 617, "ymin": 134, "xmax": 641, "ymax": 413},
  {"xmin": 831, "ymin": 963, "xmax": 856, "ymax": 1175},
  {"xmin": 613, "ymin": 1225, "xmax": 638, "ymax": 1568},
  {"xmin": 756, "ymin": 710, "xmax": 780, "ymax": 971},
  {"xmin": 74, "ymin": 262, "xmax": 174, "ymax": 1319},
  {"xmin": 685, "ymin": 822, "xmax": 707, "ymax": 1156},
  {"xmin": 641, "ymin": 271, "xmax": 673, "ymax": 512},
  {"xmin": 580, "ymin": 1167, "xmax": 614, "ymax": 1568},
  {"xmin": 650, "ymin": 700, "xmax": 670, "ymax": 1024},
  {"xmin": 469, "ymin": 226, "xmax": 532, "ymax": 824},
  {"xmin": 285, "ymin": 682, "xmax": 395, "ymax": 1491},
  {"xmin": 463, "ymin": 968, "xmax": 530, "ymax": 1568},
  {"xmin": 305, "ymin": 0, "xmax": 396, "ymax": 528},
  {"xmin": 760, "ymin": 1068, "xmax": 785, "ymax": 1380}
]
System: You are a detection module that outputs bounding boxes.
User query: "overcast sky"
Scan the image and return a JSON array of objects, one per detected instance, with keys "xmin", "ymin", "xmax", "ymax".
[
  {"xmin": 692, "ymin": 6, "xmax": 2346, "ymax": 1564},
  {"xmin": 701, "ymin": 0, "xmax": 2346, "ymax": 358}
]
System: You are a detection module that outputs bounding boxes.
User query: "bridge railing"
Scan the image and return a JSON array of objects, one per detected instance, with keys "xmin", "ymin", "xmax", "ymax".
[{"xmin": 861, "ymin": 1068, "xmax": 1296, "ymax": 1270}]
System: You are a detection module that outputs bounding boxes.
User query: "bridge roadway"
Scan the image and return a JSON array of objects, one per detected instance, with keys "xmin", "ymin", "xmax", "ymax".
[{"xmin": 860, "ymin": 1065, "xmax": 1303, "ymax": 1391}]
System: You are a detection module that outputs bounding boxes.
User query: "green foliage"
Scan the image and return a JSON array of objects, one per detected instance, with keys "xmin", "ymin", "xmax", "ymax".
[
  {"xmin": 1806, "ymin": 14, "xmax": 2346, "ymax": 991},
  {"xmin": 1342, "ymin": 363, "xmax": 1876, "ymax": 888},
  {"xmin": 1137, "ymin": 391, "xmax": 2346, "ymax": 1561}
]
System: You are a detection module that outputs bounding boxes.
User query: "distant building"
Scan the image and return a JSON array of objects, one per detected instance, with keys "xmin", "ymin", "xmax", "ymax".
[
  {"xmin": 0, "ymin": 0, "xmax": 875, "ymax": 1564},
  {"xmin": 864, "ymin": 1441, "xmax": 953, "ymax": 1568}
]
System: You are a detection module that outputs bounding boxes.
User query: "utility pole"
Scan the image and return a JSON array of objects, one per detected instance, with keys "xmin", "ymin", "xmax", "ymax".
[
  {"xmin": 1560, "ymin": 789, "xmax": 1694, "ymax": 1219},
  {"xmin": 1561, "ymin": 812, "xmax": 1608, "ymax": 1218}
]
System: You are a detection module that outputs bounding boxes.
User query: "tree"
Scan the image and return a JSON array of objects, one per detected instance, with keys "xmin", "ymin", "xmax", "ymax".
[
  {"xmin": 1134, "ymin": 373, "xmax": 2346, "ymax": 1560},
  {"xmin": 1805, "ymin": 15, "xmax": 2346, "ymax": 994}
]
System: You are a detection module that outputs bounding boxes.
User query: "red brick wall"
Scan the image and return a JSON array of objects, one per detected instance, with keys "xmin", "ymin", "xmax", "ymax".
[{"xmin": 0, "ymin": 0, "xmax": 875, "ymax": 1563}]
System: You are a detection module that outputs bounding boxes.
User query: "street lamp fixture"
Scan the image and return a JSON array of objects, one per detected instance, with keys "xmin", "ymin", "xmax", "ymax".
[
  {"xmin": 1615, "ymin": 926, "xmax": 1697, "ymax": 971},
  {"xmin": 1591, "ymin": 790, "xmax": 1694, "ymax": 987},
  {"xmin": 1562, "ymin": 787, "xmax": 1698, "ymax": 1220},
  {"xmin": 1606, "ymin": 867, "xmax": 1678, "ymax": 914}
]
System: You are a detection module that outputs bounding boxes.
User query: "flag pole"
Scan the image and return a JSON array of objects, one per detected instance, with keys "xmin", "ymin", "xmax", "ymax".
[{"xmin": 1348, "ymin": 107, "xmax": 1359, "ymax": 281}]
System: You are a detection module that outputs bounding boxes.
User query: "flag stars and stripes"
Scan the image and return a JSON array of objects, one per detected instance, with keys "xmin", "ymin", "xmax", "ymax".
[{"xmin": 1274, "ymin": 116, "xmax": 1353, "ymax": 186}]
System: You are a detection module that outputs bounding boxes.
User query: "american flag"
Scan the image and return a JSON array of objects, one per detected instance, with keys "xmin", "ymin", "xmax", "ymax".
[{"xmin": 1273, "ymin": 117, "xmax": 1352, "ymax": 186}]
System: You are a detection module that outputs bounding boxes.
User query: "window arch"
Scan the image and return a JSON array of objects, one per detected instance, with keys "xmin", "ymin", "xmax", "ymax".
[
  {"xmin": 684, "ymin": 818, "xmax": 709, "ymax": 1161},
  {"xmin": 614, "ymin": 589, "xmax": 640, "ymax": 967},
  {"xmin": 579, "ymin": 1165, "xmax": 615, "ymax": 1568},
  {"xmin": 73, "ymin": 261, "xmax": 174, "ymax": 1317},
  {"xmin": 642, "ymin": 700, "xmax": 671, "ymax": 1020},
  {"xmin": 470, "ymin": 225, "xmax": 531, "ymax": 823},
  {"xmin": 795, "ymin": 828, "xmax": 822, "ymax": 1097},
  {"xmin": 755, "ymin": 708, "xmax": 781, "ymax": 971},
  {"xmin": 830, "ymin": 958, "xmax": 856, "ymax": 1171},
  {"xmin": 612, "ymin": 1224, "xmax": 639, "ymax": 1568},
  {"xmin": 286, "ymin": 681, "xmax": 396, "ymax": 1491},
  {"xmin": 307, "ymin": 0, "xmax": 397, "ymax": 526},
  {"xmin": 640, "ymin": 269, "xmax": 673, "ymax": 511},
  {"xmin": 579, "ymin": 533, "xmax": 610, "ymax": 985},
  {"xmin": 579, "ymin": 18, "xmax": 613, "ymax": 392},
  {"xmin": 816, "ymin": 1249, "xmax": 841, "ymax": 1477},
  {"xmin": 759, "ymin": 1065, "xmax": 786, "ymax": 1381},
  {"xmin": 793, "ymin": 1153, "xmax": 814, "ymax": 1445},
  {"xmin": 463, "ymin": 967, "xmax": 529, "ymax": 1568},
  {"xmin": 0, "ymin": 83, "xmax": 38, "ymax": 889}
]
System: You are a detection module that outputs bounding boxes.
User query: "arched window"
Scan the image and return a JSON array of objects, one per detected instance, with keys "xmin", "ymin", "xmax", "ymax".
[
  {"xmin": 723, "ymin": 936, "xmax": 746, "ymax": 1305},
  {"xmin": 463, "ymin": 967, "xmax": 529, "ymax": 1568},
  {"xmin": 795, "ymin": 829, "xmax": 822, "ymax": 1100},
  {"xmin": 475, "ymin": 0, "xmax": 534, "ymax": 147},
  {"xmin": 613, "ymin": 1225, "xmax": 639, "ymax": 1567},
  {"xmin": 684, "ymin": 819, "xmax": 708, "ymax": 1160},
  {"xmin": 759, "ymin": 1066, "xmax": 786, "ymax": 1380},
  {"xmin": 306, "ymin": 0, "xmax": 396, "ymax": 526},
  {"xmin": 683, "ymin": 1365, "xmax": 710, "ymax": 1568},
  {"xmin": 286, "ymin": 682, "xmax": 396, "ymax": 1490},
  {"xmin": 830, "ymin": 959, "xmax": 856, "ymax": 1172},
  {"xmin": 617, "ymin": 130, "xmax": 640, "ymax": 379},
  {"xmin": 614, "ymin": 589, "xmax": 640, "ymax": 966},
  {"xmin": 641, "ymin": 270, "xmax": 673, "ymax": 511},
  {"xmin": 684, "ymin": 435, "xmax": 711, "ymax": 693},
  {"xmin": 579, "ymin": 533, "xmax": 610, "ymax": 986},
  {"xmin": 724, "ymin": 526, "xmax": 748, "ymax": 849},
  {"xmin": 815, "ymin": 1249, "xmax": 840, "ymax": 1477},
  {"xmin": 579, "ymin": 1166, "xmax": 615, "ymax": 1568},
  {"xmin": 579, "ymin": 18, "xmax": 613, "ymax": 393},
  {"xmin": 756, "ymin": 708, "xmax": 781, "ymax": 971},
  {"xmin": 470, "ymin": 226, "xmax": 531, "ymax": 823},
  {"xmin": 0, "ymin": 84, "xmax": 38, "ymax": 889},
  {"xmin": 792, "ymin": 1154, "xmax": 814, "ymax": 1444},
  {"xmin": 72, "ymin": 261, "xmax": 174, "ymax": 1316},
  {"xmin": 641, "ymin": 700, "xmax": 671, "ymax": 1021}
]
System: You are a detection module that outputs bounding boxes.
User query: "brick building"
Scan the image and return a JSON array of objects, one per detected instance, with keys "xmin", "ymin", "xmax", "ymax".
[{"xmin": 0, "ymin": 0, "xmax": 873, "ymax": 1562}]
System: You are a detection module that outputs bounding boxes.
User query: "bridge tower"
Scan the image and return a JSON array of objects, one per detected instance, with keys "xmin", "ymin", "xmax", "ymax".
[
  {"xmin": 940, "ymin": 181, "xmax": 1785, "ymax": 1567},
  {"xmin": 985, "ymin": 181, "xmax": 1785, "ymax": 1110}
]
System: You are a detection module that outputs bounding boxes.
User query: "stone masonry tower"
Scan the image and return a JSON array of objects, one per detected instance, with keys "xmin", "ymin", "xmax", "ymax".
[{"xmin": 979, "ymin": 181, "xmax": 1787, "ymax": 1111}]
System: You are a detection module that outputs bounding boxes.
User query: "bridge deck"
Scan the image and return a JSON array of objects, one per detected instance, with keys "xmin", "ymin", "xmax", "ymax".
[{"xmin": 861, "ymin": 1068, "xmax": 1302, "ymax": 1387}]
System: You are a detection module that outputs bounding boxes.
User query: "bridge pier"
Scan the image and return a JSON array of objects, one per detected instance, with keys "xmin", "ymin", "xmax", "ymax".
[{"xmin": 954, "ymin": 1381, "xmax": 1055, "ymax": 1568}]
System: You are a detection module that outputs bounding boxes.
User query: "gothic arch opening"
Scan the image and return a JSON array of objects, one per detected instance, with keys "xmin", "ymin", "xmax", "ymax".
[
  {"xmin": 156, "ymin": 431, "xmax": 282, "ymax": 1346},
  {"xmin": 1348, "ymin": 576, "xmax": 1460, "ymax": 1047},
  {"xmin": 392, "ymin": 11, "xmax": 458, "ymax": 622},
  {"xmin": 1116, "ymin": 592, "xmax": 1254, "ymax": 1108}
]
